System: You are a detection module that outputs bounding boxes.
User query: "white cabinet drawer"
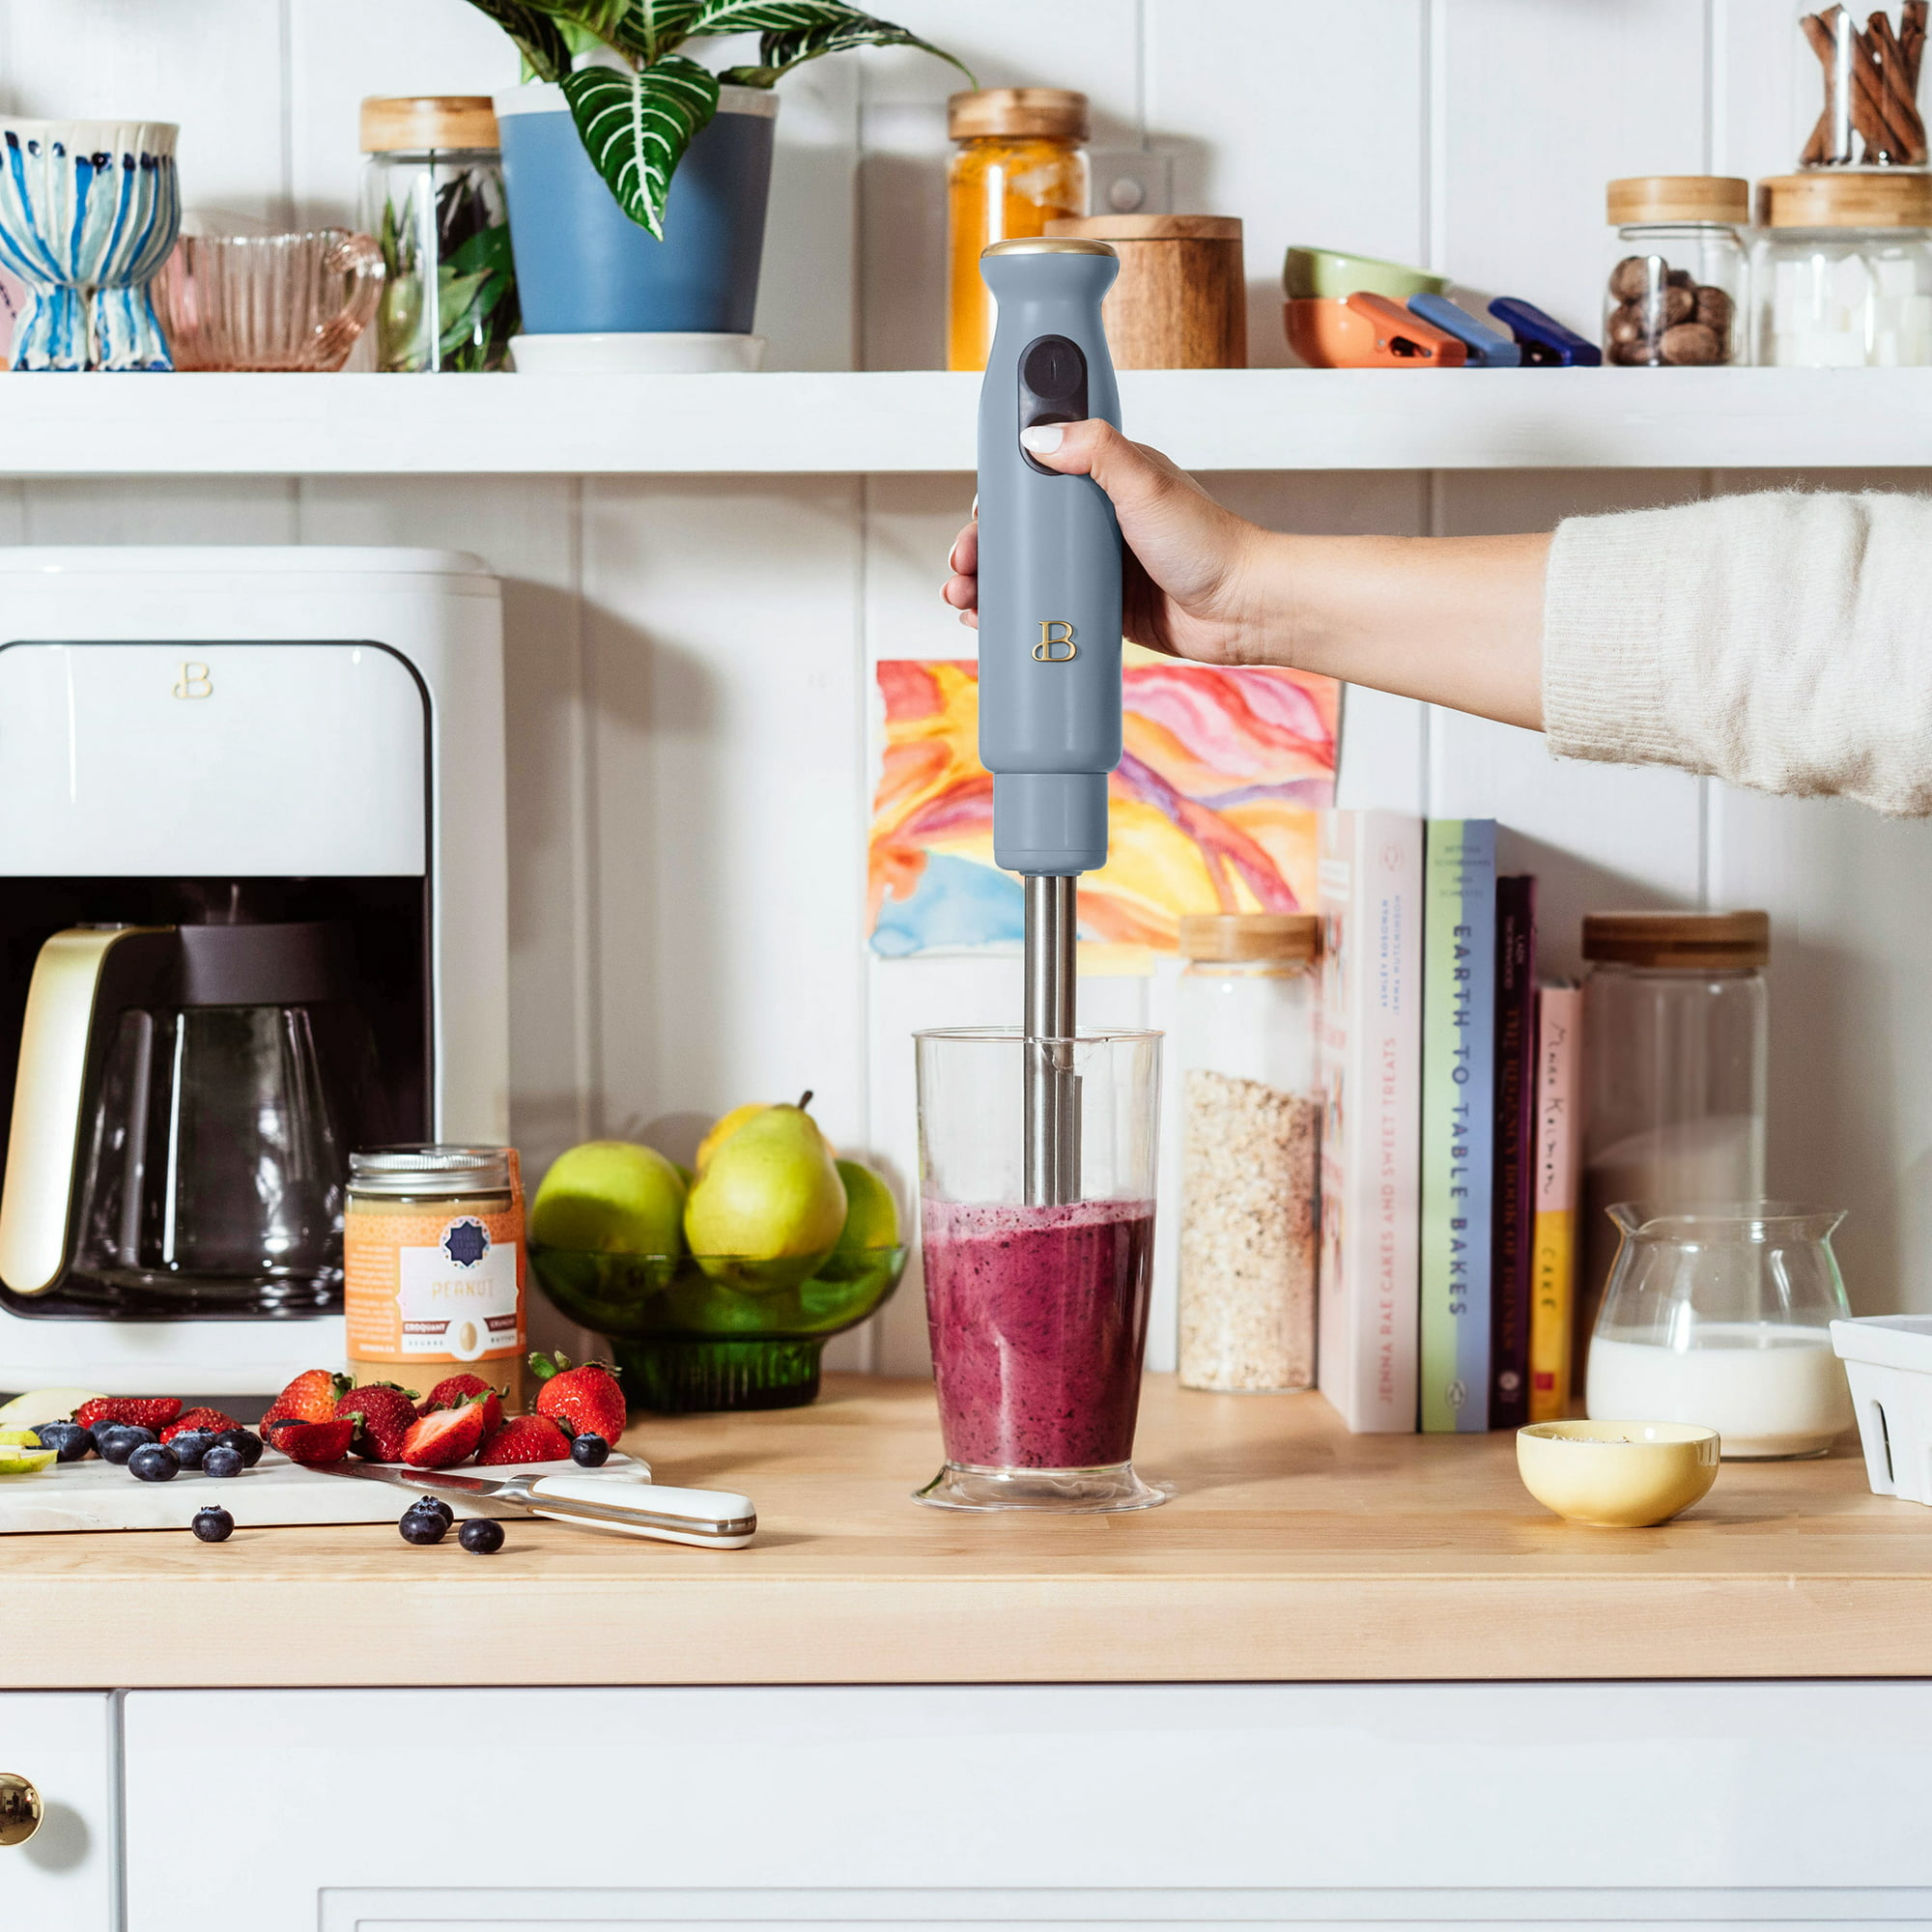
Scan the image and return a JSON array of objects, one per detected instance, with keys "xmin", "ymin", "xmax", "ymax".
[
  {"xmin": 0, "ymin": 1691, "xmax": 117, "ymax": 1930},
  {"xmin": 126, "ymin": 1684, "xmax": 1932, "ymax": 1931}
]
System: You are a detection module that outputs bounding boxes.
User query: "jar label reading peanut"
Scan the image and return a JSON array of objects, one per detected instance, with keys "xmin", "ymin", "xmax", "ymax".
[{"xmin": 345, "ymin": 1206, "xmax": 525, "ymax": 1362}]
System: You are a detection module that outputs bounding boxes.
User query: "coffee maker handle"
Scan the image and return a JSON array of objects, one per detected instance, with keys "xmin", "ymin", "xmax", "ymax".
[{"xmin": 0, "ymin": 927, "xmax": 176, "ymax": 1296}]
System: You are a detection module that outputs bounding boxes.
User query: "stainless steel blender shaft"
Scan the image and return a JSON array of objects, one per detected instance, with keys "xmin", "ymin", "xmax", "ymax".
[{"xmin": 1023, "ymin": 873, "xmax": 1080, "ymax": 1206}]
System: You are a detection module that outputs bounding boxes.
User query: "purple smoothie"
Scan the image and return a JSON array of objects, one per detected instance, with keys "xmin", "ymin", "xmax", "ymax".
[{"xmin": 922, "ymin": 1197, "xmax": 1156, "ymax": 1469}]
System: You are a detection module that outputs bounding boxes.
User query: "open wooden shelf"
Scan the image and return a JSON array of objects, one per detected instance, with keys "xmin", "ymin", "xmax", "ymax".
[{"xmin": 3, "ymin": 367, "xmax": 1931, "ymax": 476}]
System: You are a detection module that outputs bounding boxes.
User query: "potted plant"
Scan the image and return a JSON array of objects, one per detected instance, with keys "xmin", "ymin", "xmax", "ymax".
[{"xmin": 471, "ymin": 1, "xmax": 972, "ymax": 358}]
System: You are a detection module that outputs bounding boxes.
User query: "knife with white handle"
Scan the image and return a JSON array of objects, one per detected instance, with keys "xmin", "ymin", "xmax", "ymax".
[{"xmin": 322, "ymin": 1461, "xmax": 757, "ymax": 1548}]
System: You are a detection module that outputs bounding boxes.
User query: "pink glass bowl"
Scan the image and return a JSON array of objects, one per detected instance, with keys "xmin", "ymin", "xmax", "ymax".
[{"xmin": 154, "ymin": 230, "xmax": 384, "ymax": 372}]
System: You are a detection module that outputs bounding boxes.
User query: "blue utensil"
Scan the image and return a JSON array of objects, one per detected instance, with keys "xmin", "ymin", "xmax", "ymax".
[
  {"xmin": 1487, "ymin": 297, "xmax": 1602, "ymax": 367},
  {"xmin": 1407, "ymin": 293, "xmax": 1521, "ymax": 367}
]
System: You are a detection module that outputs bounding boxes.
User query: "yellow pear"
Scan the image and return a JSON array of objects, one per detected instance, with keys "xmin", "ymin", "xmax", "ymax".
[
  {"xmin": 696, "ymin": 1092, "xmax": 838, "ymax": 1171},
  {"xmin": 529, "ymin": 1140, "xmax": 687, "ymax": 1256},
  {"xmin": 684, "ymin": 1100, "xmax": 848, "ymax": 1290},
  {"xmin": 833, "ymin": 1160, "xmax": 900, "ymax": 1251}
]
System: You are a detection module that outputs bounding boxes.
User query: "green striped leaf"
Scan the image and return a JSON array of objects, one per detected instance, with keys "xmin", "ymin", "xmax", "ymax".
[
  {"xmin": 719, "ymin": 12, "xmax": 975, "ymax": 88},
  {"xmin": 690, "ymin": 1, "xmax": 863, "ymax": 33},
  {"xmin": 560, "ymin": 55, "xmax": 720, "ymax": 238},
  {"xmin": 463, "ymin": 0, "xmax": 574, "ymax": 81}
]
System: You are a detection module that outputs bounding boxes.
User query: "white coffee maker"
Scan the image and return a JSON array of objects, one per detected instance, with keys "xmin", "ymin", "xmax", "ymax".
[{"xmin": 0, "ymin": 548, "xmax": 509, "ymax": 1395}]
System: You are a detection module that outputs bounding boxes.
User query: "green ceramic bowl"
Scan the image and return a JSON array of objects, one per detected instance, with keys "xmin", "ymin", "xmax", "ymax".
[
  {"xmin": 1283, "ymin": 244, "xmax": 1447, "ymax": 302},
  {"xmin": 529, "ymin": 1243, "xmax": 906, "ymax": 1414}
]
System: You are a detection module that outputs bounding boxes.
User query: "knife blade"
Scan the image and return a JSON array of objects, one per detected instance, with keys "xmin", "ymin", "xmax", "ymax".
[{"xmin": 320, "ymin": 1461, "xmax": 756, "ymax": 1548}]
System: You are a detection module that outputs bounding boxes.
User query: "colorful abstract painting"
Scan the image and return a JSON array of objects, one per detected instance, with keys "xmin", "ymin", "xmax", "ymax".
[{"xmin": 868, "ymin": 655, "xmax": 1340, "ymax": 955}]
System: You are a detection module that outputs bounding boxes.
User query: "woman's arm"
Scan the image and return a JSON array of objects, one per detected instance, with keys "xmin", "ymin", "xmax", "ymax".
[
  {"xmin": 942, "ymin": 418, "xmax": 1549, "ymax": 729},
  {"xmin": 945, "ymin": 421, "xmax": 1932, "ymax": 817}
]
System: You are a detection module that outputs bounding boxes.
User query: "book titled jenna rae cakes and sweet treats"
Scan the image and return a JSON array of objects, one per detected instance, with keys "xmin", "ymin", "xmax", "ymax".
[{"xmin": 1317, "ymin": 811, "xmax": 1422, "ymax": 1434}]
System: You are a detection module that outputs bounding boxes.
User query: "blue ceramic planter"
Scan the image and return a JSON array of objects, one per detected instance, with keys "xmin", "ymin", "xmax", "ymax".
[
  {"xmin": 494, "ymin": 83, "xmax": 776, "ymax": 336},
  {"xmin": 0, "ymin": 117, "xmax": 181, "ymax": 371}
]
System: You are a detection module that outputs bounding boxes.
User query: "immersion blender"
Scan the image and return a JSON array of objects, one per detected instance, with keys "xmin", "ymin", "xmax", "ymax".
[{"xmin": 974, "ymin": 237, "xmax": 1124, "ymax": 1207}]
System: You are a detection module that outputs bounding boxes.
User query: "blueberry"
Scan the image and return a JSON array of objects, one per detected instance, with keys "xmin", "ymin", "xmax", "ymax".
[
  {"xmin": 202, "ymin": 1444, "xmax": 243, "ymax": 1479},
  {"xmin": 214, "ymin": 1428, "xmax": 264, "ymax": 1468},
  {"xmin": 167, "ymin": 1429, "xmax": 215, "ymax": 1469},
  {"xmin": 128, "ymin": 1442, "xmax": 180, "ymax": 1482},
  {"xmin": 33, "ymin": 1421, "xmax": 91, "ymax": 1462},
  {"xmin": 191, "ymin": 1506, "xmax": 234, "ymax": 1543},
  {"xmin": 399, "ymin": 1507, "xmax": 446, "ymax": 1546},
  {"xmin": 410, "ymin": 1494, "xmax": 455, "ymax": 1527},
  {"xmin": 569, "ymin": 1433, "xmax": 611, "ymax": 1468},
  {"xmin": 99, "ymin": 1426, "xmax": 156, "ymax": 1465},
  {"xmin": 458, "ymin": 1517, "xmax": 505, "ymax": 1555}
]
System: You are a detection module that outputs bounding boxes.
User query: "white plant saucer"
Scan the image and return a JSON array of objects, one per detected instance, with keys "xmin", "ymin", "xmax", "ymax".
[{"xmin": 509, "ymin": 331, "xmax": 766, "ymax": 375}]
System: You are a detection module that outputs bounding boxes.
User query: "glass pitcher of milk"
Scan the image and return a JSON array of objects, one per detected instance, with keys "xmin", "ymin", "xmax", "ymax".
[{"xmin": 1586, "ymin": 1202, "xmax": 1855, "ymax": 1459}]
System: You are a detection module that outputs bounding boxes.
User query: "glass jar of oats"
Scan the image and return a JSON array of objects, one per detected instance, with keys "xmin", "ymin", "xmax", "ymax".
[{"xmin": 1176, "ymin": 913, "xmax": 1321, "ymax": 1394}]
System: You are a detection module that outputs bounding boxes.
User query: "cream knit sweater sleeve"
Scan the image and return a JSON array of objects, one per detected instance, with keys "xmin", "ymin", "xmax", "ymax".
[{"xmin": 1542, "ymin": 490, "xmax": 1932, "ymax": 816}]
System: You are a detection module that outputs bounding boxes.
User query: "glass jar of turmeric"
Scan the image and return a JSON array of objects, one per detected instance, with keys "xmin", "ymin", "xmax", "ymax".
[{"xmin": 947, "ymin": 88, "xmax": 1090, "ymax": 370}]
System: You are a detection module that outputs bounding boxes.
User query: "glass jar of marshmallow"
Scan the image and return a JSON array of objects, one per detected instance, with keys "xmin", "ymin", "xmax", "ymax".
[{"xmin": 1756, "ymin": 170, "xmax": 1932, "ymax": 365}]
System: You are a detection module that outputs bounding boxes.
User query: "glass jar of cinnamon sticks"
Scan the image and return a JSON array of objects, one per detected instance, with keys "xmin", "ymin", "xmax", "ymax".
[{"xmin": 1798, "ymin": 4, "xmax": 1928, "ymax": 168}]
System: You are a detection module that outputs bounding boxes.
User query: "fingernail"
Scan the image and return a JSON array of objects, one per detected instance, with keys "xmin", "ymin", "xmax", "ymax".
[
  {"xmin": 1019, "ymin": 424, "xmax": 1064, "ymax": 455},
  {"xmin": 947, "ymin": 541, "xmax": 960, "ymax": 571}
]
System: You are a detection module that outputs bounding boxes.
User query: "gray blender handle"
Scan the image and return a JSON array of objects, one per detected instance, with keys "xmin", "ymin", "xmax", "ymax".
[
  {"xmin": 0, "ymin": 926, "xmax": 174, "ymax": 1295},
  {"xmin": 976, "ymin": 238, "xmax": 1125, "ymax": 879}
]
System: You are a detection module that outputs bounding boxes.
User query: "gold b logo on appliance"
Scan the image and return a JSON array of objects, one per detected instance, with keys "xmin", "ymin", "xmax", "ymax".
[{"xmin": 1033, "ymin": 619, "xmax": 1078, "ymax": 662}]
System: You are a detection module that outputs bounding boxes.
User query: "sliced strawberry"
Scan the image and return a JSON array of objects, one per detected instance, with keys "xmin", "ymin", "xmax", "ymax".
[
  {"xmin": 262, "ymin": 1369, "xmax": 351, "ymax": 1437},
  {"xmin": 73, "ymin": 1396, "xmax": 183, "ymax": 1432},
  {"xmin": 159, "ymin": 1406, "xmax": 240, "ymax": 1444},
  {"xmin": 333, "ymin": 1383, "xmax": 420, "ymax": 1463},
  {"xmin": 417, "ymin": 1373, "xmax": 503, "ymax": 1436},
  {"xmin": 400, "ymin": 1396, "xmax": 490, "ymax": 1469},
  {"xmin": 267, "ymin": 1417, "xmax": 355, "ymax": 1465},
  {"xmin": 529, "ymin": 1353, "xmax": 625, "ymax": 1443},
  {"xmin": 475, "ymin": 1413, "xmax": 572, "ymax": 1465}
]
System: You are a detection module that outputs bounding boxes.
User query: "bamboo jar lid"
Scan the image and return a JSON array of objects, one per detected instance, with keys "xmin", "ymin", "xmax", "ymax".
[
  {"xmin": 1180, "ymin": 913, "xmax": 1321, "ymax": 963},
  {"xmin": 1582, "ymin": 910, "xmax": 1770, "ymax": 969},
  {"xmin": 948, "ymin": 88, "xmax": 1089, "ymax": 142},
  {"xmin": 1047, "ymin": 214, "xmax": 1244, "ymax": 243},
  {"xmin": 360, "ymin": 96, "xmax": 500, "ymax": 154},
  {"xmin": 1607, "ymin": 176, "xmax": 1749, "ymax": 225},
  {"xmin": 1757, "ymin": 170, "xmax": 1932, "ymax": 228}
]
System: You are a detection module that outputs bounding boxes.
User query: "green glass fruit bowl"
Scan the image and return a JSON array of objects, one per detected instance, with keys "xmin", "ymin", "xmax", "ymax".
[{"xmin": 528, "ymin": 1243, "xmax": 906, "ymax": 1414}]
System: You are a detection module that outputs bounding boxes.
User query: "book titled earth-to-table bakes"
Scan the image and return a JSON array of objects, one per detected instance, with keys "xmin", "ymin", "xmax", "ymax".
[{"xmin": 1420, "ymin": 819, "xmax": 1496, "ymax": 1434}]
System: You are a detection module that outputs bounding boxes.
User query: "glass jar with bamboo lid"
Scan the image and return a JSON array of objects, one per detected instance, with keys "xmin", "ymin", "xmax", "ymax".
[
  {"xmin": 946, "ymin": 88, "xmax": 1090, "ymax": 371},
  {"xmin": 1176, "ymin": 913, "xmax": 1322, "ymax": 1394}
]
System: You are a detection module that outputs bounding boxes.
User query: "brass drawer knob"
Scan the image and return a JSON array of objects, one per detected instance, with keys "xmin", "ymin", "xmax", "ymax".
[{"xmin": 0, "ymin": 1773, "xmax": 42, "ymax": 1846}]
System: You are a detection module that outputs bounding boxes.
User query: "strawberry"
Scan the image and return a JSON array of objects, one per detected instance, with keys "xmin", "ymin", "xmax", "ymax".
[
  {"xmin": 529, "ymin": 1353, "xmax": 625, "ymax": 1443},
  {"xmin": 475, "ymin": 1413, "xmax": 572, "ymax": 1465},
  {"xmin": 73, "ymin": 1396, "xmax": 182, "ymax": 1432},
  {"xmin": 333, "ymin": 1383, "xmax": 420, "ymax": 1463},
  {"xmin": 418, "ymin": 1374, "xmax": 502, "ymax": 1437},
  {"xmin": 261, "ymin": 1369, "xmax": 351, "ymax": 1438},
  {"xmin": 400, "ymin": 1395, "xmax": 490, "ymax": 1469},
  {"xmin": 266, "ymin": 1416, "xmax": 355, "ymax": 1464},
  {"xmin": 159, "ymin": 1406, "xmax": 240, "ymax": 1444}
]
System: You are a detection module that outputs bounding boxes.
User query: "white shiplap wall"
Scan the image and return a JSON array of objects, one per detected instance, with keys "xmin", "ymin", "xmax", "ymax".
[{"xmin": 2, "ymin": 0, "xmax": 1930, "ymax": 1367}]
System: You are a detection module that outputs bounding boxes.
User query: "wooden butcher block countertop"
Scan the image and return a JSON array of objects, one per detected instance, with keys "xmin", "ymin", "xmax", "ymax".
[{"xmin": 3, "ymin": 1375, "xmax": 1927, "ymax": 1688}]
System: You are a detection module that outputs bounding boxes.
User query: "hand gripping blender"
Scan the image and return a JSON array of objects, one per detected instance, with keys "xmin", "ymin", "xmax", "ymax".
[{"xmin": 976, "ymin": 237, "xmax": 1124, "ymax": 1208}]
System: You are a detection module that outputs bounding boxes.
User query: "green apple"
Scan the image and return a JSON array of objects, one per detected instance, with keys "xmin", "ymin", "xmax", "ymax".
[
  {"xmin": 529, "ymin": 1141, "xmax": 687, "ymax": 1256},
  {"xmin": 684, "ymin": 1101, "xmax": 847, "ymax": 1290},
  {"xmin": 834, "ymin": 1160, "xmax": 899, "ymax": 1251},
  {"xmin": 0, "ymin": 1387, "xmax": 103, "ymax": 1432}
]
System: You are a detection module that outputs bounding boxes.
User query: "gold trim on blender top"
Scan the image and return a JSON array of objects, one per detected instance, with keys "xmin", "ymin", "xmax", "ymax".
[{"xmin": 981, "ymin": 237, "xmax": 1118, "ymax": 259}]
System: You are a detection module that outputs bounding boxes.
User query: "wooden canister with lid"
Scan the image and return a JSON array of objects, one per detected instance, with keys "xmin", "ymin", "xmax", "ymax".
[{"xmin": 1045, "ymin": 213, "xmax": 1246, "ymax": 367}]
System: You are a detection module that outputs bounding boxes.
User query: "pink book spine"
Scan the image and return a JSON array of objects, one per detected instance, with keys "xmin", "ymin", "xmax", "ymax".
[{"xmin": 1317, "ymin": 811, "xmax": 1422, "ymax": 1433}]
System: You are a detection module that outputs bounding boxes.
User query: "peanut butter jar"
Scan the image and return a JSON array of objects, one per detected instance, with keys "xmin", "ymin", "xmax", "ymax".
[{"xmin": 344, "ymin": 1145, "xmax": 526, "ymax": 1407}]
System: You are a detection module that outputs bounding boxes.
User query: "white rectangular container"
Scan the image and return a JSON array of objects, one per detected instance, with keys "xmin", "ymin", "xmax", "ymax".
[{"xmin": 1831, "ymin": 1314, "xmax": 1932, "ymax": 1503}]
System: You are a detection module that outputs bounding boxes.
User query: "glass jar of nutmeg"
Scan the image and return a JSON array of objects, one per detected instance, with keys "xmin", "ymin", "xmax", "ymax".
[{"xmin": 1604, "ymin": 176, "xmax": 1750, "ymax": 366}]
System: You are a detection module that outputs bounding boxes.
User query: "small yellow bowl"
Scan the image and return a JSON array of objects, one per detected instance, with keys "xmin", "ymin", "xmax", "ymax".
[{"xmin": 1516, "ymin": 1420, "xmax": 1719, "ymax": 1528}]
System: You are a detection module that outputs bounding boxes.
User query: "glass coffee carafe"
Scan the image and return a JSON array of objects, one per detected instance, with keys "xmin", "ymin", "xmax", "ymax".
[{"xmin": 58, "ymin": 923, "xmax": 378, "ymax": 1315}]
